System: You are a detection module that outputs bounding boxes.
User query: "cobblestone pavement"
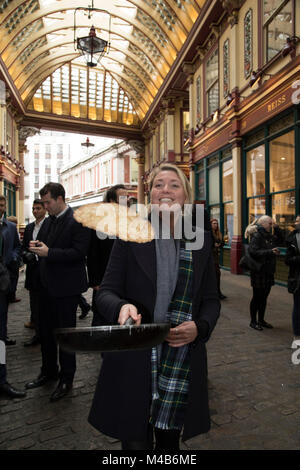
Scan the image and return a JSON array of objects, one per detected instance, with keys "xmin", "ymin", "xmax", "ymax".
[{"xmin": 1, "ymin": 270, "xmax": 300, "ymax": 450}]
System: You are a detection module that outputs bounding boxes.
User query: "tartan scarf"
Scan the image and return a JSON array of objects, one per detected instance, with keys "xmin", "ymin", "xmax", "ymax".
[{"xmin": 150, "ymin": 242, "xmax": 193, "ymax": 430}]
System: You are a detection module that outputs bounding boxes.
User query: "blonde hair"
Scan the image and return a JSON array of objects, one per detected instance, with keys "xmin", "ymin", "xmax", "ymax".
[
  {"xmin": 244, "ymin": 218, "xmax": 259, "ymax": 239},
  {"xmin": 149, "ymin": 163, "xmax": 192, "ymax": 204}
]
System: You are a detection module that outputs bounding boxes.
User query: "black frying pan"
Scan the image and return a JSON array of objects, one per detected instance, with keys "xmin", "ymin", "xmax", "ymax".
[{"xmin": 54, "ymin": 318, "xmax": 170, "ymax": 353}]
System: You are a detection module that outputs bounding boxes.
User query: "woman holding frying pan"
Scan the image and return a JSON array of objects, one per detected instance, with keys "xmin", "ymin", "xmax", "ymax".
[{"xmin": 88, "ymin": 163, "xmax": 220, "ymax": 450}]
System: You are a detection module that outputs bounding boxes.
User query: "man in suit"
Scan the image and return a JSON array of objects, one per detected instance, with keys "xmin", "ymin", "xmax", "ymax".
[
  {"xmin": 0, "ymin": 195, "xmax": 26, "ymax": 399},
  {"xmin": 25, "ymin": 183, "xmax": 90, "ymax": 402},
  {"xmin": 22, "ymin": 199, "xmax": 47, "ymax": 347}
]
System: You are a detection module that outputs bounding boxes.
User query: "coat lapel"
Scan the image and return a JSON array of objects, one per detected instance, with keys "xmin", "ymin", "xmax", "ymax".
[{"xmin": 47, "ymin": 208, "xmax": 72, "ymax": 247}]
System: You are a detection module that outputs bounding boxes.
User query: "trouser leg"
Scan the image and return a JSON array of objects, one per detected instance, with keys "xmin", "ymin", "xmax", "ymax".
[
  {"xmin": 257, "ymin": 285, "xmax": 272, "ymax": 323},
  {"xmin": 250, "ymin": 288, "xmax": 259, "ymax": 323},
  {"xmin": 0, "ymin": 292, "xmax": 8, "ymax": 384},
  {"xmin": 56, "ymin": 295, "xmax": 79, "ymax": 383},
  {"xmin": 39, "ymin": 291, "xmax": 59, "ymax": 378},
  {"xmin": 29, "ymin": 290, "xmax": 40, "ymax": 337},
  {"xmin": 292, "ymin": 289, "xmax": 300, "ymax": 336},
  {"xmin": 154, "ymin": 428, "xmax": 181, "ymax": 451}
]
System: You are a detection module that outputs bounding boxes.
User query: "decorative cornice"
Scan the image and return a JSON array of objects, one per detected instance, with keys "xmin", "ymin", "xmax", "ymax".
[{"xmin": 222, "ymin": 0, "xmax": 244, "ymax": 27}]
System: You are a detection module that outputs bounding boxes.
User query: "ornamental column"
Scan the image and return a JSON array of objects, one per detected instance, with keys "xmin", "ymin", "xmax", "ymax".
[{"xmin": 230, "ymin": 139, "xmax": 243, "ymax": 274}]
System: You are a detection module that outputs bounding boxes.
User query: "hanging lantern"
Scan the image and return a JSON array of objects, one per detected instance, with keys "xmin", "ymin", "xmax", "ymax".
[{"xmin": 77, "ymin": 26, "xmax": 108, "ymax": 67}]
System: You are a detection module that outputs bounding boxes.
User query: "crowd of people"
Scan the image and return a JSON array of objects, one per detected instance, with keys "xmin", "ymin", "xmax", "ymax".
[{"xmin": 0, "ymin": 163, "xmax": 299, "ymax": 450}]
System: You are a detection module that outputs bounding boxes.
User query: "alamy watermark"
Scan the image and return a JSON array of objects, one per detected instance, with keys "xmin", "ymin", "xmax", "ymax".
[
  {"xmin": 291, "ymin": 80, "xmax": 300, "ymax": 105},
  {"xmin": 0, "ymin": 340, "xmax": 5, "ymax": 365},
  {"xmin": 95, "ymin": 199, "xmax": 205, "ymax": 250},
  {"xmin": 291, "ymin": 340, "xmax": 300, "ymax": 365}
]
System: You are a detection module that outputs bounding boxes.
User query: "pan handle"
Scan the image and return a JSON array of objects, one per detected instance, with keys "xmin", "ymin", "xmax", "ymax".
[{"xmin": 124, "ymin": 317, "xmax": 136, "ymax": 326}]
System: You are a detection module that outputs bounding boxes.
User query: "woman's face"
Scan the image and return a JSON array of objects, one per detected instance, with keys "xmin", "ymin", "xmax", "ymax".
[
  {"xmin": 150, "ymin": 170, "xmax": 186, "ymax": 210},
  {"xmin": 211, "ymin": 221, "xmax": 218, "ymax": 231}
]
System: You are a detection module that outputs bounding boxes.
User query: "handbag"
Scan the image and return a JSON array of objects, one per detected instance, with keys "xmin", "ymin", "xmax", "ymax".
[{"xmin": 239, "ymin": 245, "xmax": 263, "ymax": 273}]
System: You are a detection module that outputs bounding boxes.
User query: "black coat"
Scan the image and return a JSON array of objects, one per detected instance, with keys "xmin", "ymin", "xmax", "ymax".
[
  {"xmin": 22, "ymin": 219, "xmax": 49, "ymax": 291},
  {"xmin": 39, "ymin": 207, "xmax": 91, "ymax": 297},
  {"xmin": 248, "ymin": 226, "xmax": 279, "ymax": 288},
  {"xmin": 88, "ymin": 230, "xmax": 220, "ymax": 442},
  {"xmin": 285, "ymin": 229, "xmax": 300, "ymax": 294}
]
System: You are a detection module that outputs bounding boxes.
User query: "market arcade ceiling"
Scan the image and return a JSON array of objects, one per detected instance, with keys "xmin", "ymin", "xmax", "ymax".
[{"xmin": 0, "ymin": 0, "xmax": 207, "ymax": 137}]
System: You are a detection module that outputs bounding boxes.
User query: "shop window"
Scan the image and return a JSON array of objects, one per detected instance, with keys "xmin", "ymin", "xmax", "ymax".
[
  {"xmin": 208, "ymin": 166, "xmax": 219, "ymax": 205},
  {"xmin": 263, "ymin": 0, "xmax": 293, "ymax": 63},
  {"xmin": 222, "ymin": 159, "xmax": 233, "ymax": 202},
  {"xmin": 248, "ymin": 197, "xmax": 267, "ymax": 227},
  {"xmin": 196, "ymin": 76, "xmax": 201, "ymax": 124},
  {"xmin": 210, "ymin": 205, "xmax": 220, "ymax": 224},
  {"xmin": 224, "ymin": 202, "xmax": 234, "ymax": 246},
  {"xmin": 272, "ymin": 190, "xmax": 295, "ymax": 234},
  {"xmin": 270, "ymin": 130, "xmax": 295, "ymax": 193},
  {"xmin": 205, "ymin": 48, "xmax": 219, "ymax": 117},
  {"xmin": 246, "ymin": 145, "xmax": 266, "ymax": 197}
]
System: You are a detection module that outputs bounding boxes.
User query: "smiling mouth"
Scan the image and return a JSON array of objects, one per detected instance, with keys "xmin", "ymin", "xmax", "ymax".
[{"xmin": 159, "ymin": 198, "xmax": 173, "ymax": 203}]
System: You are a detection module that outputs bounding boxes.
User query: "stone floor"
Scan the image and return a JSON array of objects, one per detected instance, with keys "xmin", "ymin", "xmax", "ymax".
[{"xmin": 0, "ymin": 269, "xmax": 300, "ymax": 450}]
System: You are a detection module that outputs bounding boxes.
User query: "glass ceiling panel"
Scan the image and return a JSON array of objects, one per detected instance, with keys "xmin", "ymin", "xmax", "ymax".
[{"xmin": 0, "ymin": 0, "xmax": 202, "ymax": 126}]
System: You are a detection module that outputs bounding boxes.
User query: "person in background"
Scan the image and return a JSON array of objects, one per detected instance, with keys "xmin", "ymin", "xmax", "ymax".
[
  {"xmin": 285, "ymin": 215, "xmax": 300, "ymax": 346},
  {"xmin": 25, "ymin": 183, "xmax": 91, "ymax": 402},
  {"xmin": 248, "ymin": 215, "xmax": 282, "ymax": 331},
  {"xmin": 86, "ymin": 184, "xmax": 128, "ymax": 326},
  {"xmin": 0, "ymin": 195, "xmax": 25, "ymax": 399},
  {"xmin": 22, "ymin": 199, "xmax": 48, "ymax": 347},
  {"xmin": 88, "ymin": 164, "xmax": 220, "ymax": 450},
  {"xmin": 6, "ymin": 215, "xmax": 21, "ymax": 304},
  {"xmin": 210, "ymin": 219, "xmax": 226, "ymax": 300}
]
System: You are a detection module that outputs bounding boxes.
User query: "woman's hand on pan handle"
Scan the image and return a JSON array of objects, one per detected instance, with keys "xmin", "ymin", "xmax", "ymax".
[
  {"xmin": 166, "ymin": 321, "xmax": 198, "ymax": 348},
  {"xmin": 118, "ymin": 304, "xmax": 142, "ymax": 326}
]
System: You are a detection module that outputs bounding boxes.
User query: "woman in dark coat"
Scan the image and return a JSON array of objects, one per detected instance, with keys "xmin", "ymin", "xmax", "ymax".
[
  {"xmin": 285, "ymin": 215, "xmax": 300, "ymax": 342},
  {"xmin": 248, "ymin": 215, "xmax": 281, "ymax": 331},
  {"xmin": 88, "ymin": 163, "xmax": 220, "ymax": 450},
  {"xmin": 210, "ymin": 218, "xmax": 226, "ymax": 300}
]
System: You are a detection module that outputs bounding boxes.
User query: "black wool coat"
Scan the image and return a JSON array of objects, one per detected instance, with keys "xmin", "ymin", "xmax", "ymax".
[
  {"xmin": 248, "ymin": 226, "xmax": 279, "ymax": 288},
  {"xmin": 88, "ymin": 230, "xmax": 220, "ymax": 442},
  {"xmin": 39, "ymin": 208, "xmax": 91, "ymax": 297},
  {"xmin": 22, "ymin": 219, "xmax": 49, "ymax": 291},
  {"xmin": 285, "ymin": 229, "xmax": 300, "ymax": 293}
]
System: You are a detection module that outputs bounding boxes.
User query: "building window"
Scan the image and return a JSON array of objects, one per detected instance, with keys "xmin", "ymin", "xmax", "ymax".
[
  {"xmin": 223, "ymin": 39, "xmax": 230, "ymax": 98},
  {"xmin": 57, "ymin": 144, "xmax": 63, "ymax": 157},
  {"xmin": 4, "ymin": 181, "xmax": 16, "ymax": 216},
  {"xmin": 205, "ymin": 48, "xmax": 219, "ymax": 117},
  {"xmin": 244, "ymin": 9, "xmax": 253, "ymax": 79},
  {"xmin": 34, "ymin": 144, "xmax": 39, "ymax": 157},
  {"xmin": 182, "ymin": 110, "xmax": 189, "ymax": 151},
  {"xmin": 159, "ymin": 121, "xmax": 165, "ymax": 160},
  {"xmin": 196, "ymin": 76, "xmax": 201, "ymax": 124},
  {"xmin": 263, "ymin": 0, "xmax": 293, "ymax": 63},
  {"xmin": 244, "ymin": 114, "xmax": 296, "ymax": 240},
  {"xmin": 131, "ymin": 157, "xmax": 138, "ymax": 183},
  {"xmin": 45, "ymin": 144, "xmax": 51, "ymax": 157}
]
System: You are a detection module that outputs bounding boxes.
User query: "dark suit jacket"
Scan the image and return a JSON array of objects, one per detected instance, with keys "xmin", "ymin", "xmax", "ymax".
[
  {"xmin": 22, "ymin": 218, "xmax": 49, "ymax": 291},
  {"xmin": 39, "ymin": 207, "xmax": 91, "ymax": 297},
  {"xmin": 1, "ymin": 219, "xmax": 21, "ymax": 268},
  {"xmin": 88, "ymin": 230, "xmax": 220, "ymax": 442}
]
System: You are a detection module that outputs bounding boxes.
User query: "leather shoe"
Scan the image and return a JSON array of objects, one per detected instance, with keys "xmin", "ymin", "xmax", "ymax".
[
  {"xmin": 5, "ymin": 337, "xmax": 16, "ymax": 346},
  {"xmin": 258, "ymin": 320, "xmax": 273, "ymax": 329},
  {"xmin": 0, "ymin": 382, "xmax": 26, "ymax": 399},
  {"xmin": 24, "ymin": 336, "xmax": 40, "ymax": 347},
  {"xmin": 249, "ymin": 322, "xmax": 263, "ymax": 331},
  {"xmin": 25, "ymin": 373, "xmax": 58, "ymax": 390},
  {"xmin": 50, "ymin": 381, "xmax": 72, "ymax": 402}
]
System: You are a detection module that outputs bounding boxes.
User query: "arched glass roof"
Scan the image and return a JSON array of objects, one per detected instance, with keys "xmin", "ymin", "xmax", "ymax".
[{"xmin": 0, "ymin": 0, "xmax": 204, "ymax": 126}]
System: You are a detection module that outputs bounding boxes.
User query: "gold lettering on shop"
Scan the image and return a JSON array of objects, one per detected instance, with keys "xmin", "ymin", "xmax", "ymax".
[{"xmin": 267, "ymin": 95, "xmax": 286, "ymax": 113}]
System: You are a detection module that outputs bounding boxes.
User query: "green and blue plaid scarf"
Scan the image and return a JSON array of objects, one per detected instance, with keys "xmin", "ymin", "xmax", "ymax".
[{"xmin": 150, "ymin": 242, "xmax": 193, "ymax": 430}]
